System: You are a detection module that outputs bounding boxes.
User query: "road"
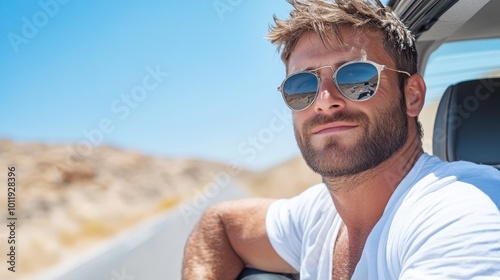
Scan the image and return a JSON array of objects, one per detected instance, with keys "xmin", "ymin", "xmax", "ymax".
[{"xmin": 32, "ymin": 181, "xmax": 250, "ymax": 280}]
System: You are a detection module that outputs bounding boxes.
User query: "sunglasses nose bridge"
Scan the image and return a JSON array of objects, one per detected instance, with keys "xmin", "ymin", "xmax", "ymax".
[{"xmin": 318, "ymin": 70, "xmax": 343, "ymax": 97}]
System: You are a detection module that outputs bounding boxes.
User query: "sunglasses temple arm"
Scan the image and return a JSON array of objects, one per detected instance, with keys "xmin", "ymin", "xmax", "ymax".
[{"xmin": 385, "ymin": 66, "xmax": 411, "ymax": 77}]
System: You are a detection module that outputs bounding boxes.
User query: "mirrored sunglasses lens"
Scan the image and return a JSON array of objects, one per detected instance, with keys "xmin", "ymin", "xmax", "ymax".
[
  {"xmin": 283, "ymin": 72, "xmax": 318, "ymax": 110},
  {"xmin": 336, "ymin": 63, "xmax": 378, "ymax": 101}
]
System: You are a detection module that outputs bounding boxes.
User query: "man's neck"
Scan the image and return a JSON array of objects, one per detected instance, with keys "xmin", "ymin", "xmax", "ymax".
[{"xmin": 324, "ymin": 135, "xmax": 424, "ymax": 235}]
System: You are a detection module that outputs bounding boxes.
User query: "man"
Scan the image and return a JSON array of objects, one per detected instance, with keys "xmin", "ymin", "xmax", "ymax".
[{"xmin": 182, "ymin": 0, "xmax": 500, "ymax": 279}]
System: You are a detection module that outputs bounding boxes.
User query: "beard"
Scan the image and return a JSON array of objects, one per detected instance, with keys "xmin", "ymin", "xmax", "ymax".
[{"xmin": 295, "ymin": 97, "xmax": 408, "ymax": 178}]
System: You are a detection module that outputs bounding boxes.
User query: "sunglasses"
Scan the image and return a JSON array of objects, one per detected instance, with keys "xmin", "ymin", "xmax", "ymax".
[{"xmin": 278, "ymin": 60, "xmax": 411, "ymax": 111}]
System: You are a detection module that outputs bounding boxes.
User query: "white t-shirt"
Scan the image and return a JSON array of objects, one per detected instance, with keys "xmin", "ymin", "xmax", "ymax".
[{"xmin": 266, "ymin": 154, "xmax": 500, "ymax": 279}]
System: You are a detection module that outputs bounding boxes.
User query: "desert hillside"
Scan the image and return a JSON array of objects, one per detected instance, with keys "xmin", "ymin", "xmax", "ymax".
[{"xmin": 0, "ymin": 140, "xmax": 254, "ymax": 276}]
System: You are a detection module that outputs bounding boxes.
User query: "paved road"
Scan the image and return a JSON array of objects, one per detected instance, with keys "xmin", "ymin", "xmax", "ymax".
[{"xmin": 33, "ymin": 181, "xmax": 250, "ymax": 280}]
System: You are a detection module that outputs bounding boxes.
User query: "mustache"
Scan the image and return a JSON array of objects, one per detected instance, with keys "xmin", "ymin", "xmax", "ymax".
[{"xmin": 302, "ymin": 111, "xmax": 369, "ymax": 132}]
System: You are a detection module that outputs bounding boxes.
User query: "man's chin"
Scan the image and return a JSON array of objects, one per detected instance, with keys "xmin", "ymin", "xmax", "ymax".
[
  {"xmin": 310, "ymin": 161, "xmax": 373, "ymax": 178},
  {"xmin": 302, "ymin": 148, "xmax": 355, "ymax": 175}
]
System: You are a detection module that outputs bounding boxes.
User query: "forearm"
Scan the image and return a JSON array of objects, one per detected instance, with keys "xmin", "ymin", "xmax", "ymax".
[{"xmin": 182, "ymin": 206, "xmax": 244, "ymax": 280}]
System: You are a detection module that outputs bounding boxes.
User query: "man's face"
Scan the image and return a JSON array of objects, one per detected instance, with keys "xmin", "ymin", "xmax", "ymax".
[{"xmin": 288, "ymin": 29, "xmax": 409, "ymax": 177}]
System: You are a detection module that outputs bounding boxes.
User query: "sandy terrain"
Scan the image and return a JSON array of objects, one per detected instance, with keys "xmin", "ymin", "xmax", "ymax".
[{"xmin": 0, "ymin": 140, "xmax": 249, "ymax": 276}]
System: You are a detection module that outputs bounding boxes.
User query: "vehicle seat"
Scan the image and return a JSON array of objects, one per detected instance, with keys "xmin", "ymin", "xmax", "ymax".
[
  {"xmin": 433, "ymin": 77, "xmax": 500, "ymax": 166},
  {"xmin": 432, "ymin": 77, "xmax": 500, "ymax": 208}
]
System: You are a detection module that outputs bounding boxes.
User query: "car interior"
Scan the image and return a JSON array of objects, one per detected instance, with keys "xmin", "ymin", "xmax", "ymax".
[{"xmin": 238, "ymin": 0, "xmax": 500, "ymax": 278}]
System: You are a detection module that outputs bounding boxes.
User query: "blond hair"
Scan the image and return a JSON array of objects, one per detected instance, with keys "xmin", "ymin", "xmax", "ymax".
[{"xmin": 268, "ymin": 0, "xmax": 417, "ymax": 76}]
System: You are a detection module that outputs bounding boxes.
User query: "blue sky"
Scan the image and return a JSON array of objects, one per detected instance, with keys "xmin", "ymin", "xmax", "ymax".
[{"xmin": 1, "ymin": 1, "xmax": 499, "ymax": 170}]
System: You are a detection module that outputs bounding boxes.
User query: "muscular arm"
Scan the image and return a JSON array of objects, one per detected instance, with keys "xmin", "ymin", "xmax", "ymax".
[{"xmin": 182, "ymin": 198, "xmax": 296, "ymax": 279}]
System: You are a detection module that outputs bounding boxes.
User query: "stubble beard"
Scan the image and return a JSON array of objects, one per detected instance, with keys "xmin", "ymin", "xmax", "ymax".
[{"xmin": 295, "ymin": 98, "xmax": 408, "ymax": 178}]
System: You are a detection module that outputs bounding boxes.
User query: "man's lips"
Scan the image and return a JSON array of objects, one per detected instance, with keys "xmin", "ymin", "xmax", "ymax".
[{"xmin": 311, "ymin": 122, "xmax": 358, "ymax": 135}]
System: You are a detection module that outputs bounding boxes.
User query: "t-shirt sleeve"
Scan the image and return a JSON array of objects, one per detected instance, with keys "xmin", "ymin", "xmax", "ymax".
[{"xmin": 265, "ymin": 184, "xmax": 327, "ymax": 271}]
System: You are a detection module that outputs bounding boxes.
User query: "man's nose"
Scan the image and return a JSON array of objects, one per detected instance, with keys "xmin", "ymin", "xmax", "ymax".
[{"xmin": 312, "ymin": 75, "xmax": 347, "ymax": 113}]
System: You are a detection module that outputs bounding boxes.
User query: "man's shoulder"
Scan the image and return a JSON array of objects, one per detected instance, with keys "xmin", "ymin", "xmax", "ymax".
[
  {"xmin": 415, "ymin": 155, "xmax": 500, "ymax": 207},
  {"xmin": 395, "ymin": 154, "xmax": 500, "ymax": 221},
  {"xmin": 421, "ymin": 154, "xmax": 500, "ymax": 180},
  {"xmin": 387, "ymin": 157, "xmax": 500, "ymax": 243},
  {"xmin": 268, "ymin": 183, "xmax": 336, "ymax": 229}
]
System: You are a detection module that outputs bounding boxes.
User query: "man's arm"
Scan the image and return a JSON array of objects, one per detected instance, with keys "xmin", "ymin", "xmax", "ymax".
[{"xmin": 182, "ymin": 198, "xmax": 296, "ymax": 280}]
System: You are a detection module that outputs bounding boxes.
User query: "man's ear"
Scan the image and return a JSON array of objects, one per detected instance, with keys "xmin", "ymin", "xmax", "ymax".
[{"xmin": 404, "ymin": 73, "xmax": 426, "ymax": 117}]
